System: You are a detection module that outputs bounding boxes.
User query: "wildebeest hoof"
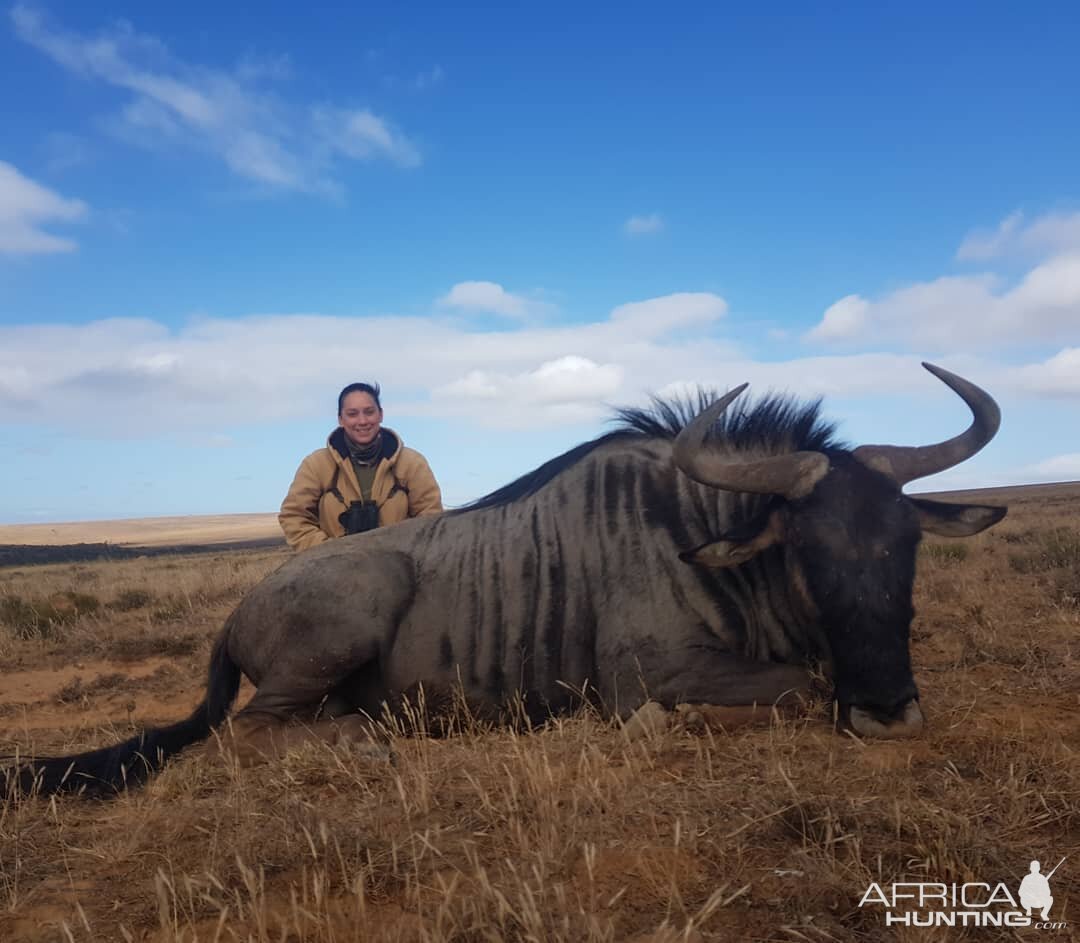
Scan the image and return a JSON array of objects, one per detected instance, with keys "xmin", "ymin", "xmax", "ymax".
[
  {"xmin": 622, "ymin": 701, "xmax": 672, "ymax": 741},
  {"xmin": 846, "ymin": 700, "xmax": 925, "ymax": 740}
]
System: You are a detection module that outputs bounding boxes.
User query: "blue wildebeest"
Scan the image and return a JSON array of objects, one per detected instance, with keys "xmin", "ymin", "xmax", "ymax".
[{"xmin": 6, "ymin": 363, "xmax": 1006, "ymax": 796}]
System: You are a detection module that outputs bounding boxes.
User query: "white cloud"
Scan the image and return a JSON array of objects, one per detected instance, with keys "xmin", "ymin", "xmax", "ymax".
[
  {"xmin": 10, "ymin": 5, "xmax": 419, "ymax": 193},
  {"xmin": 438, "ymin": 356, "xmax": 623, "ymax": 414},
  {"xmin": 0, "ymin": 160, "xmax": 88, "ymax": 254},
  {"xmin": 957, "ymin": 210, "xmax": 1080, "ymax": 261},
  {"xmin": 807, "ymin": 258, "xmax": 1080, "ymax": 349},
  {"xmin": 806, "ymin": 294, "xmax": 870, "ymax": 342},
  {"xmin": 438, "ymin": 281, "xmax": 534, "ymax": 319},
  {"xmin": 1007, "ymin": 347, "xmax": 1080, "ymax": 398},
  {"xmin": 1020, "ymin": 452, "xmax": 1080, "ymax": 482},
  {"xmin": 623, "ymin": 213, "xmax": 665, "ymax": 236},
  {"xmin": 0, "ymin": 291, "xmax": 744, "ymax": 430},
  {"xmin": 8, "ymin": 289, "xmax": 1062, "ymax": 439},
  {"xmin": 2, "ymin": 291, "xmax": 1074, "ymax": 507},
  {"xmin": 808, "ymin": 209, "xmax": 1080, "ymax": 349},
  {"xmin": 610, "ymin": 292, "xmax": 727, "ymax": 331}
]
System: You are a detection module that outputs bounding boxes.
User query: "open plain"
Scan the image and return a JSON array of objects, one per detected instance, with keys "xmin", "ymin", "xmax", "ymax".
[{"xmin": 1, "ymin": 484, "xmax": 1078, "ymax": 941}]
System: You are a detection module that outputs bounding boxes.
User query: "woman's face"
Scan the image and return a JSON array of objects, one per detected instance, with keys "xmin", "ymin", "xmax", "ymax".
[{"xmin": 338, "ymin": 391, "xmax": 383, "ymax": 446}]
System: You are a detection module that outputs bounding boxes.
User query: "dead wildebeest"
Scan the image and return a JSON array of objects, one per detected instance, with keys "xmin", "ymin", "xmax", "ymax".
[{"xmin": 4, "ymin": 363, "xmax": 1006, "ymax": 797}]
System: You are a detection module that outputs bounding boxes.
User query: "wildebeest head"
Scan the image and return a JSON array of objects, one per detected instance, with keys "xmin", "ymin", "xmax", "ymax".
[{"xmin": 672, "ymin": 363, "xmax": 1006, "ymax": 739}]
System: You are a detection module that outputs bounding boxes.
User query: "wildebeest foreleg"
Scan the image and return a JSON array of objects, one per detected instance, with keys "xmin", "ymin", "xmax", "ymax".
[
  {"xmin": 619, "ymin": 655, "xmax": 812, "ymax": 741},
  {"xmin": 647, "ymin": 653, "xmax": 812, "ymax": 711},
  {"xmin": 621, "ymin": 700, "xmax": 798, "ymax": 741}
]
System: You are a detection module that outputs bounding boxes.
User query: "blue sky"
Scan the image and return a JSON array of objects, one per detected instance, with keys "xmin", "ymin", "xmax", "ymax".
[{"xmin": 1, "ymin": 2, "xmax": 1079, "ymax": 524}]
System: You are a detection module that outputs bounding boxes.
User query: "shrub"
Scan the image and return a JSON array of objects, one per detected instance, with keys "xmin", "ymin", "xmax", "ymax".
[
  {"xmin": 110, "ymin": 588, "xmax": 156, "ymax": 612},
  {"xmin": 0, "ymin": 591, "xmax": 100, "ymax": 639},
  {"xmin": 151, "ymin": 596, "xmax": 190, "ymax": 623}
]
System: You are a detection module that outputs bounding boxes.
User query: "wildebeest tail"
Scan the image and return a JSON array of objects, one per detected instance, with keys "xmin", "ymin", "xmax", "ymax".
[{"xmin": 4, "ymin": 631, "xmax": 241, "ymax": 798}]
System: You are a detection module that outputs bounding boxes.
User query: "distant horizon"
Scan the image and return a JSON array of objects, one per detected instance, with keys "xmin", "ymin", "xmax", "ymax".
[{"xmin": 2, "ymin": 479, "xmax": 1077, "ymax": 535}]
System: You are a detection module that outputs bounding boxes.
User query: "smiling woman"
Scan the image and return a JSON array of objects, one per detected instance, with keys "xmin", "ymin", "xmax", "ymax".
[{"xmin": 278, "ymin": 381, "xmax": 444, "ymax": 550}]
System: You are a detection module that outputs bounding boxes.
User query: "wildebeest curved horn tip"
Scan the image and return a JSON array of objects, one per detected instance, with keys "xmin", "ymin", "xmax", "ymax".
[{"xmin": 853, "ymin": 364, "xmax": 1001, "ymax": 486}]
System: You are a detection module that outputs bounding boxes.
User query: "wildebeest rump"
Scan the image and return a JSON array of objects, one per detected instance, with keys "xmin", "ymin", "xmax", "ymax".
[{"xmin": 5, "ymin": 363, "xmax": 1006, "ymax": 796}]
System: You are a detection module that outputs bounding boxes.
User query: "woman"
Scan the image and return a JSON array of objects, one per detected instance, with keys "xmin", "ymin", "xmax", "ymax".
[{"xmin": 279, "ymin": 382, "xmax": 443, "ymax": 551}]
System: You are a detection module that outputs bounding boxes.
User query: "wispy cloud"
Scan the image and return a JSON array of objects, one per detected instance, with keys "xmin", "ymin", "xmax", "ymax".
[
  {"xmin": 0, "ymin": 160, "xmax": 88, "ymax": 254},
  {"xmin": 312, "ymin": 106, "xmax": 420, "ymax": 168},
  {"xmin": 42, "ymin": 131, "xmax": 93, "ymax": 173},
  {"xmin": 623, "ymin": 213, "xmax": 665, "ymax": 236},
  {"xmin": 956, "ymin": 209, "xmax": 1080, "ymax": 261},
  {"xmin": 414, "ymin": 65, "xmax": 444, "ymax": 90},
  {"xmin": 807, "ymin": 212, "xmax": 1080, "ymax": 349},
  {"xmin": 10, "ymin": 4, "xmax": 421, "ymax": 193}
]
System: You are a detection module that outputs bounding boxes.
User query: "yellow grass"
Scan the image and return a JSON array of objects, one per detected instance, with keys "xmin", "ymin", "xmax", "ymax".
[{"xmin": 1, "ymin": 484, "xmax": 1078, "ymax": 941}]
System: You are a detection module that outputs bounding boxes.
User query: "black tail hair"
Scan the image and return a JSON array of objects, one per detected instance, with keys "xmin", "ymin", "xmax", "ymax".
[{"xmin": 3, "ymin": 632, "xmax": 241, "ymax": 799}]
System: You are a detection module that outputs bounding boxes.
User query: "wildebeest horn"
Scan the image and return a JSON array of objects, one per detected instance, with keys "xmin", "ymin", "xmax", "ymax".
[
  {"xmin": 852, "ymin": 362, "xmax": 1001, "ymax": 486},
  {"xmin": 672, "ymin": 384, "xmax": 831, "ymax": 499}
]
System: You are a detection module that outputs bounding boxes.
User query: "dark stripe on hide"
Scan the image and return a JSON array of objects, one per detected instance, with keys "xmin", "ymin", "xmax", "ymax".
[
  {"xmin": 466, "ymin": 525, "xmax": 481, "ymax": 685},
  {"xmin": 603, "ymin": 459, "xmax": 622, "ymax": 540},
  {"xmin": 488, "ymin": 541, "xmax": 505, "ymax": 697},
  {"xmin": 582, "ymin": 460, "xmax": 598, "ymax": 530},
  {"xmin": 639, "ymin": 467, "xmax": 693, "ymax": 547},
  {"xmin": 541, "ymin": 511, "xmax": 567, "ymax": 694},
  {"xmin": 439, "ymin": 633, "xmax": 454, "ymax": 670},
  {"xmin": 516, "ymin": 523, "xmax": 538, "ymax": 694}
]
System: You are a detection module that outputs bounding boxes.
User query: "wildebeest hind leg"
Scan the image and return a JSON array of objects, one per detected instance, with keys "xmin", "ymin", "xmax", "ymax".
[
  {"xmin": 204, "ymin": 716, "xmax": 390, "ymax": 768},
  {"xmin": 207, "ymin": 665, "xmax": 389, "ymax": 767}
]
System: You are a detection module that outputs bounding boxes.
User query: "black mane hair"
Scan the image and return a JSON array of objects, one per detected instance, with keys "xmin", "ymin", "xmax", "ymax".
[{"xmin": 454, "ymin": 388, "xmax": 844, "ymax": 514}]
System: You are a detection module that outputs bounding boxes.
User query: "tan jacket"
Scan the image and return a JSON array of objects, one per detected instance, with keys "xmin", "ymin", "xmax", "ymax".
[{"xmin": 279, "ymin": 427, "xmax": 443, "ymax": 551}]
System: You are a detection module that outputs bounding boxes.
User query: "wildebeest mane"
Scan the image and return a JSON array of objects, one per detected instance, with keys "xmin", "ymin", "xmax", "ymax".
[{"xmin": 456, "ymin": 388, "xmax": 843, "ymax": 513}]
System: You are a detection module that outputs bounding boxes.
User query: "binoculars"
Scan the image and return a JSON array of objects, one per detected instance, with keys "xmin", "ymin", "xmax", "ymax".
[{"xmin": 339, "ymin": 500, "xmax": 380, "ymax": 535}]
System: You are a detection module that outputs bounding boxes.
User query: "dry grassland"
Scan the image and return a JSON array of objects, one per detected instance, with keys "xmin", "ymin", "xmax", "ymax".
[
  {"xmin": 1, "ymin": 484, "xmax": 1078, "ymax": 942},
  {"xmin": 0, "ymin": 515, "xmax": 281, "ymax": 549}
]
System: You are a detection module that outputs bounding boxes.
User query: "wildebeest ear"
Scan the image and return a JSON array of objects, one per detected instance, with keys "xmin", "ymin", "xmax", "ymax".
[
  {"xmin": 911, "ymin": 497, "xmax": 1007, "ymax": 537},
  {"xmin": 679, "ymin": 508, "xmax": 785, "ymax": 568}
]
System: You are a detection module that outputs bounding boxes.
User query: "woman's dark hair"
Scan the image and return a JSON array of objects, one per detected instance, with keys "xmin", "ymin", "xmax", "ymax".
[{"xmin": 338, "ymin": 382, "xmax": 382, "ymax": 415}]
